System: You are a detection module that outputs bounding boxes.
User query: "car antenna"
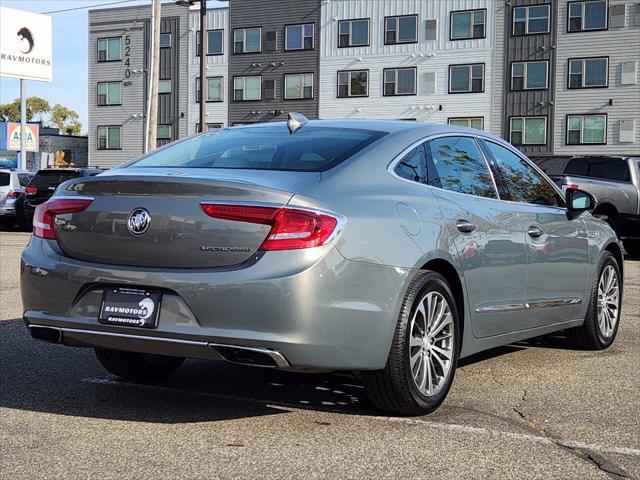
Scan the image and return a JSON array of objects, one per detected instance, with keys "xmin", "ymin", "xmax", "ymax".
[{"xmin": 287, "ymin": 112, "xmax": 309, "ymax": 135}]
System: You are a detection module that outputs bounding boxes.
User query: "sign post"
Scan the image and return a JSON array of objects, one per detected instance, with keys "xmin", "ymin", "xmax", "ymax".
[
  {"xmin": 0, "ymin": 6, "xmax": 53, "ymax": 170},
  {"xmin": 20, "ymin": 79, "xmax": 27, "ymax": 170}
]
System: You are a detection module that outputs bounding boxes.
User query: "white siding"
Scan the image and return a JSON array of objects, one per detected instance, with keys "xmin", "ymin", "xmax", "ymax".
[
  {"xmin": 490, "ymin": 1, "xmax": 506, "ymax": 136},
  {"xmin": 188, "ymin": 7, "xmax": 229, "ymax": 133},
  {"xmin": 553, "ymin": 0, "xmax": 640, "ymax": 156},
  {"xmin": 319, "ymin": 0, "xmax": 495, "ymax": 129}
]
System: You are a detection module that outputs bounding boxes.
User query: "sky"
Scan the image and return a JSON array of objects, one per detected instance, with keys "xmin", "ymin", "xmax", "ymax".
[{"xmin": 0, "ymin": 0, "xmax": 226, "ymax": 135}]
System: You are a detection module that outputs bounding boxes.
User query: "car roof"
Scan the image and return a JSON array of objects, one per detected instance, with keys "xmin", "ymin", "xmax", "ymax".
[{"xmin": 230, "ymin": 118, "xmax": 507, "ymax": 141}]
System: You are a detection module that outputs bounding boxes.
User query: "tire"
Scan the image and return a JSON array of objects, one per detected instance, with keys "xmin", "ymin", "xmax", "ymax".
[
  {"xmin": 362, "ymin": 271, "xmax": 460, "ymax": 415},
  {"xmin": 566, "ymin": 251, "xmax": 622, "ymax": 350},
  {"xmin": 94, "ymin": 348, "xmax": 185, "ymax": 381}
]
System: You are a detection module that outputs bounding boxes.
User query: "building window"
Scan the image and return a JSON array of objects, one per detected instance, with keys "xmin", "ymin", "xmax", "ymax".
[
  {"xmin": 513, "ymin": 5, "xmax": 550, "ymax": 35},
  {"xmin": 450, "ymin": 9, "xmax": 486, "ymax": 40},
  {"xmin": 97, "ymin": 81, "xmax": 121, "ymax": 106},
  {"xmin": 337, "ymin": 70, "xmax": 368, "ymax": 98},
  {"xmin": 568, "ymin": 57, "xmax": 608, "ymax": 88},
  {"xmin": 284, "ymin": 73, "xmax": 313, "ymax": 99},
  {"xmin": 448, "ymin": 117, "xmax": 484, "ymax": 130},
  {"xmin": 97, "ymin": 37, "xmax": 121, "ymax": 62},
  {"xmin": 383, "ymin": 67, "xmax": 417, "ymax": 96},
  {"xmin": 285, "ymin": 24, "xmax": 314, "ymax": 50},
  {"xmin": 97, "ymin": 126, "xmax": 121, "ymax": 150},
  {"xmin": 568, "ymin": 0, "xmax": 608, "ymax": 32},
  {"xmin": 510, "ymin": 117, "xmax": 547, "ymax": 145},
  {"xmin": 338, "ymin": 19, "xmax": 370, "ymax": 47},
  {"xmin": 567, "ymin": 115, "xmax": 607, "ymax": 144},
  {"xmin": 234, "ymin": 27, "xmax": 261, "ymax": 53},
  {"xmin": 197, "ymin": 30, "xmax": 223, "ymax": 56},
  {"xmin": 233, "ymin": 76, "xmax": 261, "ymax": 101},
  {"xmin": 196, "ymin": 77, "xmax": 223, "ymax": 102},
  {"xmin": 158, "ymin": 79, "xmax": 171, "ymax": 94},
  {"xmin": 511, "ymin": 61, "xmax": 548, "ymax": 90},
  {"xmin": 160, "ymin": 33, "xmax": 171, "ymax": 48},
  {"xmin": 449, "ymin": 64, "xmax": 484, "ymax": 93},
  {"xmin": 157, "ymin": 124, "xmax": 172, "ymax": 140},
  {"xmin": 384, "ymin": 15, "xmax": 418, "ymax": 44},
  {"xmin": 195, "ymin": 123, "xmax": 223, "ymax": 134}
]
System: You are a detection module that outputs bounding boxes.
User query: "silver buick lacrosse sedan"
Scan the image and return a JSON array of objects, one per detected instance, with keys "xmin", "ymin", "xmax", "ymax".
[{"xmin": 21, "ymin": 116, "xmax": 623, "ymax": 415}]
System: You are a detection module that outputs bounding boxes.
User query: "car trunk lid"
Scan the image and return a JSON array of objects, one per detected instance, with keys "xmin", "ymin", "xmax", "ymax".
[{"xmin": 52, "ymin": 168, "xmax": 321, "ymax": 268}]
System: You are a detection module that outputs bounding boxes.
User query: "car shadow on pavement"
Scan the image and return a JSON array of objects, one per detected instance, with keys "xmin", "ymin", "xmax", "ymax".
[{"xmin": 0, "ymin": 318, "xmax": 586, "ymax": 424}]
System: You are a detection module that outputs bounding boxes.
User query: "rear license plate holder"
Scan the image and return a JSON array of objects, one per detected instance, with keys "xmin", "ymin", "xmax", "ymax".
[{"xmin": 98, "ymin": 287, "xmax": 162, "ymax": 329}]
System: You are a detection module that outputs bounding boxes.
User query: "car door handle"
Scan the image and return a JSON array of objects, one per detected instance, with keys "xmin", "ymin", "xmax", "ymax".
[
  {"xmin": 456, "ymin": 220, "xmax": 476, "ymax": 233},
  {"xmin": 528, "ymin": 225, "xmax": 544, "ymax": 238}
]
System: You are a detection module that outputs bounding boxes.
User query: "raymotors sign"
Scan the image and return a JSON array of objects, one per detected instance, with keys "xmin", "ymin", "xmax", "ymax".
[{"xmin": 0, "ymin": 7, "xmax": 52, "ymax": 82}]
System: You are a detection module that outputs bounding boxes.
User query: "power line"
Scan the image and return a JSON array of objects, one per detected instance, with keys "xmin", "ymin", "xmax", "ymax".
[{"xmin": 42, "ymin": 0, "xmax": 147, "ymax": 15}]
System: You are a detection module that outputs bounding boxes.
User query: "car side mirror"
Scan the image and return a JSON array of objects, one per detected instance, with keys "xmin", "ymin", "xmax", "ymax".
[{"xmin": 566, "ymin": 188, "xmax": 596, "ymax": 220}]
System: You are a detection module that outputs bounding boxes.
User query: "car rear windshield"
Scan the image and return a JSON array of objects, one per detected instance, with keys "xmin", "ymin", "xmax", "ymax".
[
  {"xmin": 30, "ymin": 170, "xmax": 83, "ymax": 187},
  {"xmin": 127, "ymin": 126, "xmax": 387, "ymax": 172},
  {"xmin": 564, "ymin": 158, "xmax": 630, "ymax": 182},
  {"xmin": 0, "ymin": 173, "xmax": 9, "ymax": 187}
]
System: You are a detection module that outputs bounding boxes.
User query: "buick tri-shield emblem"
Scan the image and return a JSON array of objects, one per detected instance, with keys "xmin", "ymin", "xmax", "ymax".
[{"xmin": 127, "ymin": 208, "xmax": 151, "ymax": 236}]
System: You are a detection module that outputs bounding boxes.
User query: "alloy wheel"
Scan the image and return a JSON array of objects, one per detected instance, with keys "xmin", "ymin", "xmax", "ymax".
[
  {"xmin": 409, "ymin": 291, "xmax": 455, "ymax": 396},
  {"xmin": 597, "ymin": 265, "xmax": 620, "ymax": 338}
]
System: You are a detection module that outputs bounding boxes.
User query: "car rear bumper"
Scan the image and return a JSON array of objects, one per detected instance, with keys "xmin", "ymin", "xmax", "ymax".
[{"xmin": 21, "ymin": 237, "xmax": 412, "ymax": 370}]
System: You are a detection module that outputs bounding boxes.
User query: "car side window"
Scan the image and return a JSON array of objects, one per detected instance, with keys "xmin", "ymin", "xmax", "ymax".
[
  {"xmin": 426, "ymin": 136, "xmax": 496, "ymax": 199},
  {"xmin": 394, "ymin": 145, "xmax": 427, "ymax": 184},
  {"xmin": 484, "ymin": 140, "xmax": 564, "ymax": 207}
]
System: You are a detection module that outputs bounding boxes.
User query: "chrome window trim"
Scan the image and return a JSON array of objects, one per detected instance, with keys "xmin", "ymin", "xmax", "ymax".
[{"xmin": 387, "ymin": 132, "xmax": 500, "ymax": 200}]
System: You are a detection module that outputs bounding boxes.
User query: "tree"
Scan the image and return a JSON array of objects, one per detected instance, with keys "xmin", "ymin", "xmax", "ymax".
[
  {"xmin": 0, "ymin": 96, "xmax": 50, "ymax": 123},
  {"xmin": 0, "ymin": 97, "xmax": 81, "ymax": 135},
  {"xmin": 50, "ymin": 104, "xmax": 82, "ymax": 135}
]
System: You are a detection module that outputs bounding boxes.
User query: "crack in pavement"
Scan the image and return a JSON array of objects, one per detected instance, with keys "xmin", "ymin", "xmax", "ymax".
[{"xmin": 512, "ymin": 389, "xmax": 631, "ymax": 479}]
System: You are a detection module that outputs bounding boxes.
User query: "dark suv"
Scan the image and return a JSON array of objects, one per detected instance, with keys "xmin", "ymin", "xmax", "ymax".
[{"xmin": 22, "ymin": 168, "xmax": 103, "ymax": 227}]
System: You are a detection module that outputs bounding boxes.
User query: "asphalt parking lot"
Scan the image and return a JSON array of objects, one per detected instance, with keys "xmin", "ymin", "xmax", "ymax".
[{"xmin": 1, "ymin": 230, "xmax": 638, "ymax": 479}]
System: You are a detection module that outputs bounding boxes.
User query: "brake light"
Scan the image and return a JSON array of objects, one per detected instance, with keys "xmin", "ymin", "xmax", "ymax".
[
  {"xmin": 565, "ymin": 183, "xmax": 580, "ymax": 190},
  {"xmin": 26, "ymin": 186, "xmax": 38, "ymax": 196},
  {"xmin": 33, "ymin": 197, "xmax": 93, "ymax": 240},
  {"xmin": 7, "ymin": 190, "xmax": 20, "ymax": 199},
  {"xmin": 200, "ymin": 203, "xmax": 341, "ymax": 251}
]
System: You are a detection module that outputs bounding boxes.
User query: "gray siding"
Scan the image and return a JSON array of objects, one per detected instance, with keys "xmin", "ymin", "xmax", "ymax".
[
  {"xmin": 88, "ymin": 4, "xmax": 188, "ymax": 168},
  {"xmin": 228, "ymin": 0, "xmax": 320, "ymax": 125},
  {"xmin": 553, "ymin": 0, "xmax": 640, "ymax": 156},
  {"xmin": 502, "ymin": 0, "xmax": 557, "ymax": 156}
]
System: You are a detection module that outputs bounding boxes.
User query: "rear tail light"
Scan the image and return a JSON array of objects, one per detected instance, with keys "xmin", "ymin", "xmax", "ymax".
[
  {"xmin": 7, "ymin": 190, "xmax": 20, "ymax": 199},
  {"xmin": 26, "ymin": 186, "xmax": 38, "ymax": 196},
  {"xmin": 200, "ymin": 203, "xmax": 341, "ymax": 251},
  {"xmin": 33, "ymin": 197, "xmax": 93, "ymax": 240},
  {"xmin": 564, "ymin": 182, "xmax": 580, "ymax": 190}
]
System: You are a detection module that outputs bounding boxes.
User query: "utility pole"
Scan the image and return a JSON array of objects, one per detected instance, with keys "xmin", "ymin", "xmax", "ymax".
[
  {"xmin": 145, "ymin": 0, "xmax": 161, "ymax": 152},
  {"xmin": 20, "ymin": 80, "xmax": 27, "ymax": 170},
  {"xmin": 199, "ymin": 0, "xmax": 207, "ymax": 132}
]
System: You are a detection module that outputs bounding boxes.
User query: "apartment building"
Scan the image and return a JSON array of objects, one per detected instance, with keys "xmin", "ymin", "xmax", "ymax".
[
  {"xmin": 319, "ymin": 0, "xmax": 496, "ymax": 130},
  {"xmin": 88, "ymin": 0, "xmax": 639, "ymax": 167},
  {"xmin": 187, "ymin": 6, "xmax": 229, "ymax": 133},
  {"xmin": 88, "ymin": 3, "xmax": 189, "ymax": 167},
  {"xmin": 228, "ymin": 0, "xmax": 320, "ymax": 125},
  {"xmin": 553, "ymin": 0, "xmax": 640, "ymax": 156}
]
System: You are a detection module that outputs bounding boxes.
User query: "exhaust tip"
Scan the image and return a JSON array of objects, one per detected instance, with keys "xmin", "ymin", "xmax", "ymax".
[
  {"xmin": 28, "ymin": 325, "xmax": 62, "ymax": 344},
  {"xmin": 210, "ymin": 344, "xmax": 289, "ymax": 368}
]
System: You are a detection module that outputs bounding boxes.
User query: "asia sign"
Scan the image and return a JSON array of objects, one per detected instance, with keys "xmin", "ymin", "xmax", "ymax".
[
  {"xmin": 0, "ymin": 7, "xmax": 53, "ymax": 82},
  {"xmin": 0, "ymin": 122, "xmax": 40, "ymax": 152}
]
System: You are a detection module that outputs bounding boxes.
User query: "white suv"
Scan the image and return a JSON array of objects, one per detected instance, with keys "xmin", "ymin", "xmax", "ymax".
[{"xmin": 0, "ymin": 169, "xmax": 34, "ymax": 227}]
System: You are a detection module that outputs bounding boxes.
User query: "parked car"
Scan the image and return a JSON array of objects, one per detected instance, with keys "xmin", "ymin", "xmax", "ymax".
[
  {"xmin": 0, "ymin": 169, "xmax": 34, "ymax": 228},
  {"xmin": 21, "ymin": 118, "xmax": 623, "ymax": 415},
  {"xmin": 550, "ymin": 156, "xmax": 640, "ymax": 255},
  {"xmin": 22, "ymin": 168, "xmax": 104, "ymax": 228}
]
